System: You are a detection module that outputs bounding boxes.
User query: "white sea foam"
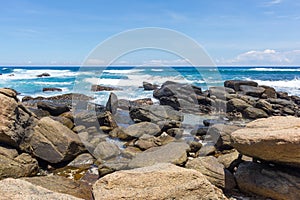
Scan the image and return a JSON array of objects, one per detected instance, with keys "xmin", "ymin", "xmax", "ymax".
[
  {"xmin": 0, "ymin": 69, "xmax": 79, "ymax": 81},
  {"xmin": 151, "ymin": 69, "xmax": 164, "ymax": 72},
  {"xmin": 103, "ymin": 69, "xmax": 144, "ymax": 74},
  {"xmin": 34, "ymin": 81, "xmax": 73, "ymax": 85},
  {"xmin": 249, "ymin": 68, "xmax": 300, "ymax": 72},
  {"xmin": 246, "ymin": 77, "xmax": 300, "ymax": 96}
]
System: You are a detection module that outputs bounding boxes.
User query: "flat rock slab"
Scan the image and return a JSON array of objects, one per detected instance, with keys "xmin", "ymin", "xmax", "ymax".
[
  {"xmin": 22, "ymin": 175, "xmax": 92, "ymax": 200},
  {"xmin": 93, "ymin": 163, "xmax": 228, "ymax": 200},
  {"xmin": 0, "ymin": 178, "xmax": 83, "ymax": 200},
  {"xmin": 231, "ymin": 116, "xmax": 300, "ymax": 167},
  {"xmin": 128, "ymin": 142, "xmax": 190, "ymax": 169}
]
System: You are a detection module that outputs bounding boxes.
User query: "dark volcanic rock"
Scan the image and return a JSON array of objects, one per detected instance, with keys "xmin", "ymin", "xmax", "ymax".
[
  {"xmin": 227, "ymin": 98, "xmax": 251, "ymax": 112},
  {"xmin": 91, "ymin": 85, "xmax": 120, "ymax": 92},
  {"xmin": 42, "ymin": 87, "xmax": 62, "ymax": 92},
  {"xmin": 129, "ymin": 105, "xmax": 183, "ymax": 123},
  {"xmin": 235, "ymin": 162, "xmax": 300, "ymax": 200},
  {"xmin": 242, "ymin": 107, "xmax": 269, "ymax": 119},
  {"xmin": 37, "ymin": 101, "xmax": 70, "ymax": 116},
  {"xmin": 36, "ymin": 73, "xmax": 50, "ymax": 77},
  {"xmin": 106, "ymin": 92, "xmax": 118, "ymax": 114},
  {"xmin": 143, "ymin": 81, "xmax": 158, "ymax": 90},
  {"xmin": 224, "ymin": 80, "xmax": 258, "ymax": 91},
  {"xmin": 239, "ymin": 85, "xmax": 265, "ymax": 98},
  {"xmin": 260, "ymin": 85, "xmax": 277, "ymax": 99}
]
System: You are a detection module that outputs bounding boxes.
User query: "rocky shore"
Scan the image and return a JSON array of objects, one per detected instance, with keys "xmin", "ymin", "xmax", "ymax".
[{"xmin": 0, "ymin": 79, "xmax": 299, "ymax": 200}]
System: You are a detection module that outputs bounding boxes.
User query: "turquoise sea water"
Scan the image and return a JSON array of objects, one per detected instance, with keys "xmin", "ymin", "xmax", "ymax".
[{"xmin": 1, "ymin": 66, "xmax": 300, "ymax": 105}]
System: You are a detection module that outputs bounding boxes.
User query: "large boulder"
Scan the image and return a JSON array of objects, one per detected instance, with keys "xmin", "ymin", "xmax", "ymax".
[
  {"xmin": 142, "ymin": 81, "xmax": 158, "ymax": 90},
  {"xmin": 207, "ymin": 124, "xmax": 241, "ymax": 150},
  {"xmin": 92, "ymin": 141, "xmax": 120, "ymax": 160},
  {"xmin": 239, "ymin": 85, "xmax": 265, "ymax": 98},
  {"xmin": 0, "ymin": 89, "xmax": 36, "ymax": 148},
  {"xmin": 186, "ymin": 156, "xmax": 225, "ymax": 189},
  {"xmin": 231, "ymin": 116, "xmax": 300, "ymax": 167},
  {"xmin": 106, "ymin": 92, "xmax": 118, "ymax": 114},
  {"xmin": 242, "ymin": 107, "xmax": 268, "ymax": 119},
  {"xmin": 227, "ymin": 98, "xmax": 251, "ymax": 112},
  {"xmin": 129, "ymin": 105, "xmax": 183, "ymax": 123},
  {"xmin": 224, "ymin": 80, "xmax": 258, "ymax": 91},
  {"xmin": 22, "ymin": 175, "xmax": 93, "ymax": 200},
  {"xmin": 235, "ymin": 162, "xmax": 300, "ymax": 200},
  {"xmin": 27, "ymin": 117, "xmax": 85, "ymax": 163},
  {"xmin": 0, "ymin": 153, "xmax": 38, "ymax": 179},
  {"xmin": 37, "ymin": 101, "xmax": 70, "ymax": 116},
  {"xmin": 92, "ymin": 163, "xmax": 228, "ymax": 200},
  {"xmin": 123, "ymin": 122, "xmax": 161, "ymax": 138},
  {"xmin": 0, "ymin": 178, "xmax": 83, "ymax": 200},
  {"xmin": 128, "ymin": 142, "xmax": 190, "ymax": 169}
]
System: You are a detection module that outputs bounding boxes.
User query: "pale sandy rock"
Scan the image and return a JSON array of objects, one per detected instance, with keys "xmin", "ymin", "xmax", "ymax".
[
  {"xmin": 0, "ymin": 178, "xmax": 83, "ymax": 200},
  {"xmin": 231, "ymin": 116, "xmax": 300, "ymax": 167},
  {"xmin": 93, "ymin": 163, "xmax": 228, "ymax": 200}
]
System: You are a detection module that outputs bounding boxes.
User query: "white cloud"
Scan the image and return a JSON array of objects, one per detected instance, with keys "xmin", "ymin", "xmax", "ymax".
[
  {"xmin": 264, "ymin": 0, "xmax": 282, "ymax": 6},
  {"xmin": 143, "ymin": 59, "xmax": 190, "ymax": 66},
  {"xmin": 221, "ymin": 49, "xmax": 300, "ymax": 65}
]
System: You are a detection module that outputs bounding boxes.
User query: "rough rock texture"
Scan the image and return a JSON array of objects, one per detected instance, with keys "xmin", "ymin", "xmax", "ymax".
[
  {"xmin": 0, "ymin": 153, "xmax": 38, "ymax": 179},
  {"xmin": 242, "ymin": 107, "xmax": 268, "ymax": 119},
  {"xmin": 130, "ymin": 105, "xmax": 183, "ymax": 123},
  {"xmin": 207, "ymin": 124, "xmax": 241, "ymax": 150},
  {"xmin": 227, "ymin": 98, "xmax": 251, "ymax": 112},
  {"xmin": 93, "ymin": 141, "xmax": 120, "ymax": 160},
  {"xmin": 93, "ymin": 163, "xmax": 228, "ymax": 200},
  {"xmin": 231, "ymin": 116, "xmax": 300, "ymax": 167},
  {"xmin": 106, "ymin": 92, "xmax": 118, "ymax": 114},
  {"xmin": 224, "ymin": 80, "xmax": 258, "ymax": 91},
  {"xmin": 235, "ymin": 162, "xmax": 300, "ymax": 200},
  {"xmin": 0, "ymin": 178, "xmax": 83, "ymax": 200},
  {"xmin": 124, "ymin": 122, "xmax": 161, "ymax": 138},
  {"xmin": 23, "ymin": 175, "xmax": 93, "ymax": 200},
  {"xmin": 186, "ymin": 156, "xmax": 225, "ymax": 189},
  {"xmin": 37, "ymin": 101, "xmax": 70, "ymax": 116},
  {"xmin": 0, "ymin": 89, "xmax": 36, "ymax": 148},
  {"xmin": 28, "ymin": 117, "xmax": 85, "ymax": 163},
  {"xmin": 239, "ymin": 85, "xmax": 265, "ymax": 97},
  {"xmin": 67, "ymin": 153, "xmax": 95, "ymax": 169},
  {"xmin": 143, "ymin": 81, "xmax": 158, "ymax": 90},
  {"xmin": 128, "ymin": 142, "xmax": 189, "ymax": 168}
]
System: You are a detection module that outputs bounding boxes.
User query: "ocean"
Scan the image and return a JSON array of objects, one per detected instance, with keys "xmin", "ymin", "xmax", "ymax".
[{"xmin": 1, "ymin": 66, "xmax": 300, "ymax": 105}]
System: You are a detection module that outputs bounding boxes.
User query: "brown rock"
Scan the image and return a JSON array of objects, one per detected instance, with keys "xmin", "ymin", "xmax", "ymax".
[
  {"xmin": 128, "ymin": 142, "xmax": 190, "ymax": 168},
  {"xmin": 231, "ymin": 116, "xmax": 300, "ymax": 167},
  {"xmin": 92, "ymin": 163, "xmax": 228, "ymax": 200},
  {"xmin": 28, "ymin": 117, "xmax": 85, "ymax": 163},
  {"xmin": 0, "ymin": 153, "xmax": 38, "ymax": 179},
  {"xmin": 186, "ymin": 156, "xmax": 225, "ymax": 189},
  {"xmin": 23, "ymin": 175, "xmax": 93, "ymax": 200},
  {"xmin": 0, "ymin": 178, "xmax": 83, "ymax": 200}
]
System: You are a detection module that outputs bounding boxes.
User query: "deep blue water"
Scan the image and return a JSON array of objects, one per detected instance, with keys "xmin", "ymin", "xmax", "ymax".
[{"xmin": 1, "ymin": 66, "xmax": 300, "ymax": 105}]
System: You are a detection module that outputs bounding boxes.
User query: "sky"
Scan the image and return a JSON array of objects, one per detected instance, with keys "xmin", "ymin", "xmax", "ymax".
[{"xmin": 0, "ymin": 0, "xmax": 300, "ymax": 66}]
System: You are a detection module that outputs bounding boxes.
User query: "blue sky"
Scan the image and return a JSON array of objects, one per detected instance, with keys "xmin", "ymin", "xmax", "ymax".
[{"xmin": 0, "ymin": 0, "xmax": 300, "ymax": 66}]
